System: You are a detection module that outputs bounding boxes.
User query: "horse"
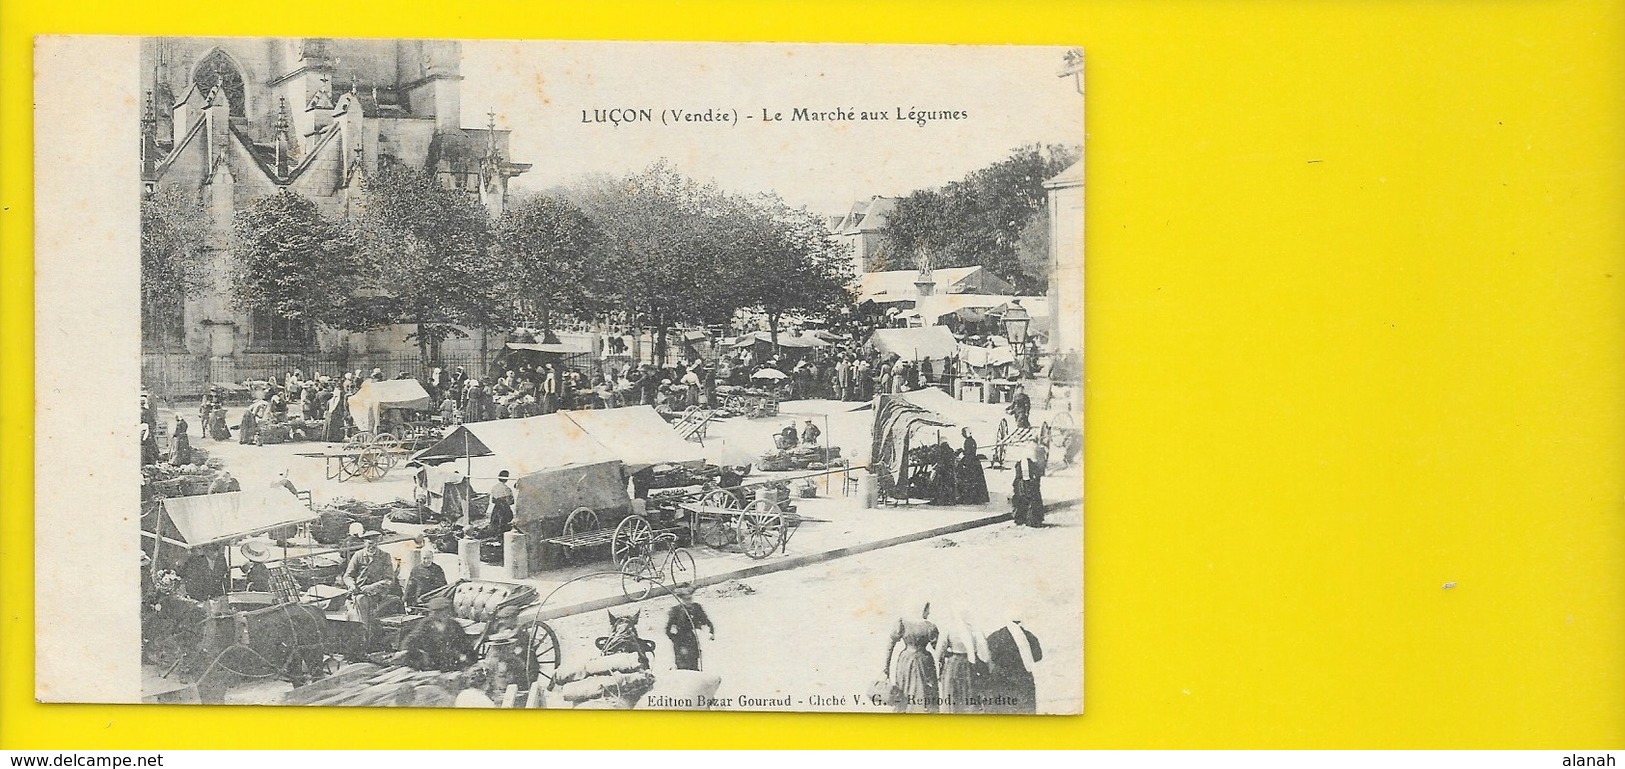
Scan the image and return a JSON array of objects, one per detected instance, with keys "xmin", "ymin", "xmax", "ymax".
[
  {"xmin": 595, "ymin": 608, "xmax": 657, "ymax": 670},
  {"xmin": 170, "ymin": 601, "xmax": 361, "ymax": 704}
]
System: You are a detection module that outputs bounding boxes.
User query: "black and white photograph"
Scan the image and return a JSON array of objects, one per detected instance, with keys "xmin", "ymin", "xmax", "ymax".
[{"xmin": 38, "ymin": 36, "xmax": 1083, "ymax": 712}]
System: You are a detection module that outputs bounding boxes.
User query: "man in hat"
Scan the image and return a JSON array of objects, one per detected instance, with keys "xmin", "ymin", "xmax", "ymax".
[
  {"xmin": 343, "ymin": 530, "xmax": 401, "ymax": 649},
  {"xmin": 488, "ymin": 470, "xmax": 515, "ymax": 536},
  {"xmin": 398, "ymin": 596, "xmax": 474, "ymax": 671},
  {"xmin": 664, "ymin": 585, "xmax": 715, "ymax": 671},
  {"xmin": 801, "ymin": 418, "xmax": 822, "ymax": 447}
]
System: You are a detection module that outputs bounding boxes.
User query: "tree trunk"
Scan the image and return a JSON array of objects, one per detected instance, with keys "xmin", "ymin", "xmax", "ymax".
[
  {"xmin": 654, "ymin": 312, "xmax": 668, "ymax": 367},
  {"xmin": 417, "ymin": 320, "xmax": 432, "ymax": 376},
  {"xmin": 768, "ymin": 311, "xmax": 781, "ymax": 357}
]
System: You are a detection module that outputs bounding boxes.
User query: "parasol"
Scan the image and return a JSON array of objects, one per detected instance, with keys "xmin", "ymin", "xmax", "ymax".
[{"xmin": 750, "ymin": 368, "xmax": 789, "ymax": 381}]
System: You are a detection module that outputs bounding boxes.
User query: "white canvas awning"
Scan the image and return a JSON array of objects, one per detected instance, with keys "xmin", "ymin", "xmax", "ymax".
[{"xmin": 144, "ymin": 488, "xmax": 315, "ymax": 550}]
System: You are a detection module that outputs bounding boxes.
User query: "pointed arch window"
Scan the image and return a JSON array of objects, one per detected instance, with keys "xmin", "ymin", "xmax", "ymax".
[{"xmin": 194, "ymin": 50, "xmax": 246, "ymax": 117}]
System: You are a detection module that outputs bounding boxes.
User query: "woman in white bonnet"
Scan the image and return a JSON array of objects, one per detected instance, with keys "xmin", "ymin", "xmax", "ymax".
[{"xmin": 932, "ymin": 602, "xmax": 991, "ymax": 713}]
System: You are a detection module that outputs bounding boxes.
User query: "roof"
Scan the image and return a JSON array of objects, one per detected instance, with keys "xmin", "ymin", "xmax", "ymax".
[
  {"xmin": 835, "ymin": 196, "xmax": 899, "ymax": 235},
  {"xmin": 854, "ymin": 266, "xmax": 1005, "ymax": 302},
  {"xmin": 867, "ymin": 326, "xmax": 960, "ymax": 361},
  {"xmin": 504, "ymin": 341, "xmax": 594, "ymax": 355},
  {"xmin": 735, "ymin": 331, "xmax": 830, "ymax": 349},
  {"xmin": 411, "ymin": 405, "xmax": 704, "ymax": 473},
  {"xmin": 147, "ymin": 488, "xmax": 315, "ymax": 549},
  {"xmin": 1044, "ymin": 160, "xmax": 1084, "ymax": 189}
]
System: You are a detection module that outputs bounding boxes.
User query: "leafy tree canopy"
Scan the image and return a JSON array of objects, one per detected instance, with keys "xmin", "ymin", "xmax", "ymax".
[
  {"xmin": 881, "ymin": 143, "xmax": 1080, "ymax": 294},
  {"xmin": 228, "ymin": 190, "xmax": 370, "ymax": 330}
]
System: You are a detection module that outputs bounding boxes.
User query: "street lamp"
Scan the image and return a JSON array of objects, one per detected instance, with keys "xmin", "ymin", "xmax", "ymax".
[{"xmin": 1001, "ymin": 300, "xmax": 1031, "ymax": 355}]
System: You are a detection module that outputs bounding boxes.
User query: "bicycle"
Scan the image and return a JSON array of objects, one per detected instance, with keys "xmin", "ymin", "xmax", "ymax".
[{"xmin": 619, "ymin": 532, "xmax": 698, "ymax": 601}]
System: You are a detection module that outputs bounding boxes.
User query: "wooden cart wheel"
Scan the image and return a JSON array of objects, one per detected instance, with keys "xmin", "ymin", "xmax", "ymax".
[
  {"xmin": 992, "ymin": 418, "xmax": 1010, "ymax": 467},
  {"xmin": 611, "ymin": 514, "xmax": 653, "ymax": 566},
  {"xmin": 698, "ymin": 490, "xmax": 740, "ymax": 548},
  {"xmin": 737, "ymin": 500, "xmax": 784, "ymax": 560},
  {"xmin": 378, "ymin": 449, "xmax": 400, "ymax": 471},
  {"xmin": 348, "ymin": 431, "xmax": 374, "ymax": 450},
  {"xmin": 620, "ymin": 555, "xmax": 655, "ymax": 601},
  {"xmin": 374, "ymin": 433, "xmax": 399, "ymax": 451},
  {"xmin": 668, "ymin": 548, "xmax": 698, "ymax": 588},
  {"xmin": 524, "ymin": 621, "xmax": 563, "ymax": 685},
  {"xmin": 338, "ymin": 452, "xmax": 362, "ymax": 481},
  {"xmin": 563, "ymin": 506, "xmax": 600, "ymax": 537},
  {"xmin": 357, "ymin": 448, "xmax": 387, "ymax": 481}
]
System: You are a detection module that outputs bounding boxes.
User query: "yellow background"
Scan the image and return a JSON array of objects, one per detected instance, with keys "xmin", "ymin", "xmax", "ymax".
[{"xmin": 3, "ymin": 0, "xmax": 1623, "ymax": 749}]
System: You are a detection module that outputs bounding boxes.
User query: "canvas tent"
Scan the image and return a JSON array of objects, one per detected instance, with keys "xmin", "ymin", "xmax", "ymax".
[
  {"xmin": 409, "ymin": 406, "xmax": 706, "ymax": 530},
  {"xmin": 142, "ymin": 488, "xmax": 315, "ymax": 557},
  {"xmin": 492, "ymin": 340, "xmax": 595, "ymax": 374},
  {"xmin": 348, "ymin": 379, "xmax": 433, "ymax": 433},
  {"xmin": 867, "ymin": 326, "xmax": 960, "ymax": 367},
  {"xmin": 730, "ymin": 330, "xmax": 830, "ymax": 365}
]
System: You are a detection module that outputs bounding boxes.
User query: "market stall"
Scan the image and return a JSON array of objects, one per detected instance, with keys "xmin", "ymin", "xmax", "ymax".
[
  {"xmin": 866, "ymin": 326, "xmax": 960, "ymax": 371},
  {"xmin": 347, "ymin": 379, "xmax": 434, "ymax": 435},
  {"xmin": 409, "ymin": 406, "xmax": 708, "ymax": 569}
]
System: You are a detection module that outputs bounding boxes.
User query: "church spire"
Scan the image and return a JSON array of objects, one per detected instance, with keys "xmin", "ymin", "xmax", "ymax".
[
  {"xmin": 273, "ymin": 97, "xmax": 291, "ymax": 178},
  {"xmin": 141, "ymin": 90, "xmax": 158, "ymax": 177}
]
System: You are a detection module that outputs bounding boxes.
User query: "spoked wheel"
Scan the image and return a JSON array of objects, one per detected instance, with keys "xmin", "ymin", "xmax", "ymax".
[
  {"xmin": 992, "ymin": 418, "xmax": 1010, "ymax": 467},
  {"xmin": 338, "ymin": 452, "xmax": 362, "ymax": 481},
  {"xmin": 356, "ymin": 447, "xmax": 388, "ymax": 481},
  {"xmin": 563, "ymin": 506, "xmax": 600, "ymax": 537},
  {"xmin": 611, "ymin": 514, "xmax": 652, "ymax": 567},
  {"xmin": 668, "ymin": 548, "xmax": 698, "ymax": 588},
  {"xmin": 562, "ymin": 507, "xmax": 600, "ymax": 563},
  {"xmin": 373, "ymin": 433, "xmax": 399, "ymax": 451},
  {"xmin": 737, "ymin": 500, "xmax": 784, "ymax": 559},
  {"xmin": 524, "ymin": 620, "xmax": 563, "ymax": 686},
  {"xmin": 698, "ymin": 490, "xmax": 740, "ymax": 549},
  {"xmin": 620, "ymin": 555, "xmax": 655, "ymax": 601},
  {"xmin": 347, "ymin": 431, "xmax": 374, "ymax": 451}
]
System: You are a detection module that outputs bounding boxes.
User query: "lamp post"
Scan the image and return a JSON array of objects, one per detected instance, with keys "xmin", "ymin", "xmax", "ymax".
[{"xmin": 1002, "ymin": 299, "xmax": 1031, "ymax": 363}]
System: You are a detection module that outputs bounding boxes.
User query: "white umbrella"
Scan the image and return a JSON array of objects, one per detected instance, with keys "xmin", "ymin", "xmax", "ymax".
[{"xmin": 750, "ymin": 368, "xmax": 789, "ymax": 381}]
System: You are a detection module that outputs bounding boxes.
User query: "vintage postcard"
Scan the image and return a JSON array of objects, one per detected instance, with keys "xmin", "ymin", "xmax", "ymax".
[{"xmin": 34, "ymin": 36, "xmax": 1083, "ymax": 712}]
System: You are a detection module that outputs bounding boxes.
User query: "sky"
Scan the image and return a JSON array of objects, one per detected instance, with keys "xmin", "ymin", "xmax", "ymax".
[{"xmin": 460, "ymin": 41, "xmax": 1082, "ymax": 215}]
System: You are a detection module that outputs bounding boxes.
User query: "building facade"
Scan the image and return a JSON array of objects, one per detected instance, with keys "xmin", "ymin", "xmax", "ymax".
[
  {"xmin": 830, "ymin": 196, "xmax": 898, "ymax": 276},
  {"xmin": 139, "ymin": 37, "xmax": 529, "ymax": 392},
  {"xmin": 1044, "ymin": 160, "xmax": 1083, "ymax": 378}
]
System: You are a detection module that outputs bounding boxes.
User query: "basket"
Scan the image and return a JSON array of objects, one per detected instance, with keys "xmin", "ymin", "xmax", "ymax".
[
  {"xmin": 479, "ymin": 539, "xmax": 505, "ymax": 566},
  {"xmin": 285, "ymin": 554, "xmax": 343, "ymax": 587}
]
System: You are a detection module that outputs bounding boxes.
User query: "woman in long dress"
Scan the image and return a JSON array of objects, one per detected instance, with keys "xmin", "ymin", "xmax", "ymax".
[
  {"xmin": 933, "ymin": 605, "xmax": 990, "ymax": 713},
  {"xmin": 955, "ymin": 427, "xmax": 990, "ymax": 505},
  {"xmin": 238, "ymin": 399, "xmax": 261, "ymax": 445},
  {"xmin": 170, "ymin": 415, "xmax": 191, "ymax": 466},
  {"xmin": 883, "ymin": 602, "xmax": 940, "ymax": 713}
]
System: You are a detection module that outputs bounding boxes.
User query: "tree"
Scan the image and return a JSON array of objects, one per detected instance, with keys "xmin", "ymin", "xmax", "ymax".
[
  {"xmin": 228, "ymin": 190, "xmax": 369, "ymax": 331},
  {"xmin": 494, "ymin": 192, "xmax": 608, "ymax": 340},
  {"xmin": 356, "ymin": 163, "xmax": 503, "ymax": 367},
  {"xmin": 728, "ymin": 193, "xmax": 855, "ymax": 348},
  {"xmin": 881, "ymin": 143, "xmax": 1080, "ymax": 294},
  {"xmin": 141, "ymin": 186, "xmax": 212, "ymax": 347},
  {"xmin": 564, "ymin": 162, "xmax": 738, "ymax": 363}
]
